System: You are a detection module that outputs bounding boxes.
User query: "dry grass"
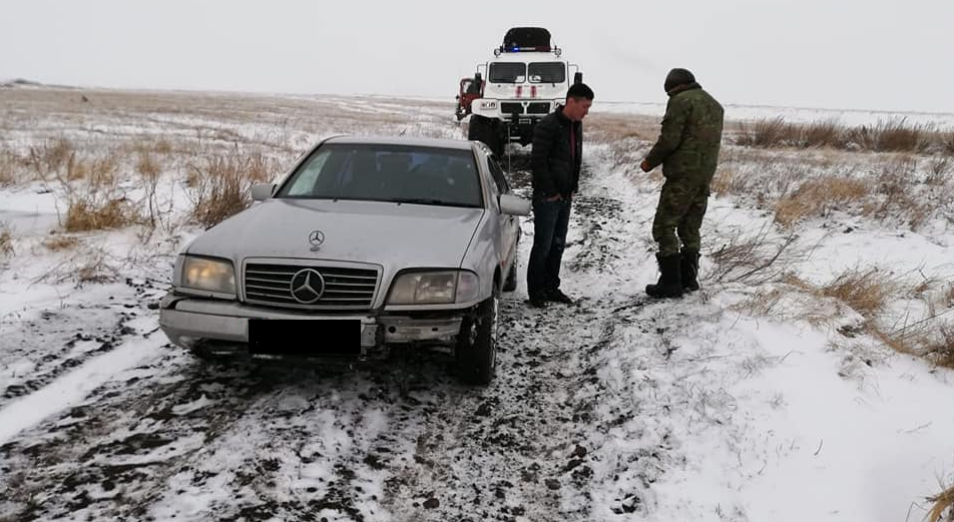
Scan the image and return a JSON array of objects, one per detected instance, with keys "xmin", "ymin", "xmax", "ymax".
[
  {"xmin": 774, "ymin": 176, "xmax": 870, "ymax": 227},
  {"xmin": 922, "ymin": 326, "xmax": 954, "ymax": 369},
  {"xmin": 818, "ymin": 268, "xmax": 894, "ymax": 318},
  {"xmin": 926, "ymin": 483, "xmax": 954, "ymax": 522},
  {"xmin": 0, "ymin": 221, "xmax": 13, "ymax": 256},
  {"xmin": 586, "ymin": 112, "xmax": 656, "ymax": 142},
  {"xmin": 0, "ymin": 149, "xmax": 20, "ymax": 186},
  {"xmin": 26, "ymin": 137, "xmax": 75, "ymax": 181},
  {"xmin": 944, "ymin": 132, "xmax": 954, "ymax": 156},
  {"xmin": 57, "ymin": 152, "xmax": 135, "ymax": 233},
  {"xmin": 33, "ymin": 246, "xmax": 120, "ymax": 285},
  {"xmin": 870, "ymin": 156, "xmax": 932, "ymax": 229},
  {"xmin": 927, "ymin": 156, "xmax": 952, "ymax": 185},
  {"xmin": 796, "ymin": 118, "xmax": 844, "ymax": 149},
  {"xmin": 735, "ymin": 117, "xmax": 792, "ymax": 148},
  {"xmin": 42, "ymin": 234, "xmax": 81, "ymax": 252},
  {"xmin": 847, "ymin": 119, "xmax": 930, "ymax": 153},
  {"xmin": 707, "ymin": 224, "xmax": 804, "ymax": 286},
  {"xmin": 185, "ymin": 151, "xmax": 274, "ymax": 228},
  {"xmin": 136, "ymin": 150, "xmax": 168, "ymax": 232},
  {"xmin": 734, "ymin": 117, "xmax": 946, "ymax": 154}
]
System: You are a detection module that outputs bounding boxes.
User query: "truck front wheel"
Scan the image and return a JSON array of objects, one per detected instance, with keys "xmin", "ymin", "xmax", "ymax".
[{"xmin": 468, "ymin": 115, "xmax": 504, "ymax": 158}]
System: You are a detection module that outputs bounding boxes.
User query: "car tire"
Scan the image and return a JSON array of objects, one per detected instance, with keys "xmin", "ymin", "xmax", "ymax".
[
  {"xmin": 455, "ymin": 284, "xmax": 499, "ymax": 385},
  {"xmin": 189, "ymin": 344, "xmax": 218, "ymax": 362}
]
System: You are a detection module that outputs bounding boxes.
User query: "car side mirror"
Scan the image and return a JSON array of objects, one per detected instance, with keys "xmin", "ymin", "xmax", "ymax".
[
  {"xmin": 499, "ymin": 194, "xmax": 531, "ymax": 216},
  {"xmin": 251, "ymin": 183, "xmax": 276, "ymax": 201}
]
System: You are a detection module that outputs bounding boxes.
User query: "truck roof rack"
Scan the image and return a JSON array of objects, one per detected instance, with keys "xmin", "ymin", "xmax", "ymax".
[{"xmin": 493, "ymin": 27, "xmax": 562, "ymax": 56}]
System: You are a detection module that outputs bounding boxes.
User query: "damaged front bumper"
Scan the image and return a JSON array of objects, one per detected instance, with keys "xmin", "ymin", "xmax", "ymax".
[{"xmin": 158, "ymin": 294, "xmax": 464, "ymax": 361}]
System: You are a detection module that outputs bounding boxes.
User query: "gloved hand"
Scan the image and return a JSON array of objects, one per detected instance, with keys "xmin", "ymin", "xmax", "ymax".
[{"xmin": 640, "ymin": 159, "xmax": 651, "ymax": 172}]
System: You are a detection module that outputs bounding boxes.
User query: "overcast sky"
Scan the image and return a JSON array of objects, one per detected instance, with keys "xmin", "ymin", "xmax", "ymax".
[{"xmin": 3, "ymin": 0, "xmax": 953, "ymax": 114}]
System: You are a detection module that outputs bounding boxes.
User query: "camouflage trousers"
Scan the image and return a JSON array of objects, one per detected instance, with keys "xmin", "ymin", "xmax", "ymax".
[{"xmin": 651, "ymin": 176, "xmax": 710, "ymax": 256}]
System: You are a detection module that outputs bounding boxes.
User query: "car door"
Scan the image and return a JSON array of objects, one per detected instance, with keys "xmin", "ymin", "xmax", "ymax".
[{"xmin": 485, "ymin": 153, "xmax": 519, "ymax": 275}]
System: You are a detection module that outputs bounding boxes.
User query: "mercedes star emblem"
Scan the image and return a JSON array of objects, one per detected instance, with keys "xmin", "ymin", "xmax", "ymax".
[
  {"xmin": 309, "ymin": 230, "xmax": 326, "ymax": 248},
  {"xmin": 290, "ymin": 268, "xmax": 325, "ymax": 304}
]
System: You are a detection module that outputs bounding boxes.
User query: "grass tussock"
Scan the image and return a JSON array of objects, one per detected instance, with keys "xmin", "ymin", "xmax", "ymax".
[
  {"xmin": 186, "ymin": 152, "xmax": 274, "ymax": 229},
  {"xmin": 27, "ymin": 137, "xmax": 75, "ymax": 181},
  {"xmin": 774, "ymin": 176, "xmax": 870, "ymax": 227},
  {"xmin": 734, "ymin": 117, "xmax": 944, "ymax": 154},
  {"xmin": 923, "ymin": 326, "xmax": 954, "ymax": 369},
  {"xmin": 58, "ymin": 152, "xmax": 135, "ymax": 232},
  {"xmin": 818, "ymin": 268, "xmax": 894, "ymax": 318},
  {"xmin": 926, "ymin": 483, "xmax": 954, "ymax": 522},
  {"xmin": 847, "ymin": 119, "xmax": 929, "ymax": 153},
  {"xmin": 42, "ymin": 234, "xmax": 81, "ymax": 252}
]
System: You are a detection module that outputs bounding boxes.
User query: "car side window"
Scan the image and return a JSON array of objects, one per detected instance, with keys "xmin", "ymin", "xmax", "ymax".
[{"xmin": 487, "ymin": 156, "xmax": 511, "ymax": 195}]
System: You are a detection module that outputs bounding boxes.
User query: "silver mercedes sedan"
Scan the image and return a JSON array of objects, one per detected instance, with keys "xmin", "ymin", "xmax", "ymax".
[{"xmin": 158, "ymin": 135, "xmax": 530, "ymax": 384}]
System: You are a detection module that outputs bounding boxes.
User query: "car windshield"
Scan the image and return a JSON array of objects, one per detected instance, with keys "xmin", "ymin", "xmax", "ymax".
[
  {"xmin": 275, "ymin": 143, "xmax": 483, "ymax": 208},
  {"xmin": 528, "ymin": 62, "xmax": 566, "ymax": 83},
  {"xmin": 489, "ymin": 62, "xmax": 526, "ymax": 83}
]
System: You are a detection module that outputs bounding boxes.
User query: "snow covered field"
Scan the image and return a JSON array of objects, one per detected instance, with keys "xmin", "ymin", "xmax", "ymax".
[{"xmin": 1, "ymin": 84, "xmax": 954, "ymax": 521}]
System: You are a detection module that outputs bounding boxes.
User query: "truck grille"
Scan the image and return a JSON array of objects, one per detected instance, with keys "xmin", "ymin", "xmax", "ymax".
[
  {"xmin": 500, "ymin": 102, "xmax": 524, "ymax": 115},
  {"xmin": 244, "ymin": 263, "xmax": 378, "ymax": 310},
  {"xmin": 527, "ymin": 102, "xmax": 551, "ymax": 114}
]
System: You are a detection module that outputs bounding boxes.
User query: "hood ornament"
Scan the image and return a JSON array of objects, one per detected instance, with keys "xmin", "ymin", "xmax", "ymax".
[{"xmin": 309, "ymin": 230, "xmax": 325, "ymax": 251}]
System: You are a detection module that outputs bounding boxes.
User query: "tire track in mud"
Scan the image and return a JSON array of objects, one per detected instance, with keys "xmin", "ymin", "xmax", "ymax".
[
  {"xmin": 0, "ymin": 353, "xmax": 456, "ymax": 521},
  {"xmin": 0, "ymin": 278, "xmax": 166, "ymax": 408}
]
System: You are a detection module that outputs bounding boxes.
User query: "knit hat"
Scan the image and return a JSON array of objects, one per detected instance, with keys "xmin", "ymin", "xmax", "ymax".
[{"xmin": 664, "ymin": 68, "xmax": 696, "ymax": 93}]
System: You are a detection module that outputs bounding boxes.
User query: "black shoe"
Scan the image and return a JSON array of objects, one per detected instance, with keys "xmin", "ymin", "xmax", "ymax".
[
  {"xmin": 528, "ymin": 293, "xmax": 548, "ymax": 308},
  {"xmin": 545, "ymin": 288, "xmax": 574, "ymax": 305}
]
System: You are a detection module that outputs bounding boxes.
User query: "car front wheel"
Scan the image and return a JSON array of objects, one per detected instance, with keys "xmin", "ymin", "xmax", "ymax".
[{"xmin": 455, "ymin": 285, "xmax": 499, "ymax": 385}]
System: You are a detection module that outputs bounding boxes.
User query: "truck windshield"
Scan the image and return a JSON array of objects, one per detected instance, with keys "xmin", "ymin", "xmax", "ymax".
[
  {"xmin": 276, "ymin": 143, "xmax": 483, "ymax": 208},
  {"xmin": 528, "ymin": 62, "xmax": 566, "ymax": 83},
  {"xmin": 489, "ymin": 63, "xmax": 526, "ymax": 83}
]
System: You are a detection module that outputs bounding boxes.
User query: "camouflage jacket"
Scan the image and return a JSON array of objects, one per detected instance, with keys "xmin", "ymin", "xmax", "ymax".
[{"xmin": 644, "ymin": 83, "xmax": 724, "ymax": 184}]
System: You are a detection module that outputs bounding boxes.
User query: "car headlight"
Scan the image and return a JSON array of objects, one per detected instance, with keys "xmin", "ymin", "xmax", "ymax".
[
  {"xmin": 179, "ymin": 256, "xmax": 236, "ymax": 296},
  {"xmin": 387, "ymin": 270, "xmax": 479, "ymax": 305}
]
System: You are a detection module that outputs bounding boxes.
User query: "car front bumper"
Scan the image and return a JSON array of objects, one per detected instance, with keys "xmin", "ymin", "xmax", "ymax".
[{"xmin": 158, "ymin": 294, "xmax": 464, "ymax": 360}]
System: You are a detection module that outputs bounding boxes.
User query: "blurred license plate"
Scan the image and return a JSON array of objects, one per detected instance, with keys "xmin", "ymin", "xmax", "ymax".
[{"xmin": 248, "ymin": 319, "xmax": 361, "ymax": 356}]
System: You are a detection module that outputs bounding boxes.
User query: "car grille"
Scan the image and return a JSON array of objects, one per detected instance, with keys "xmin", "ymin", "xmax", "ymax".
[
  {"xmin": 500, "ymin": 102, "xmax": 524, "ymax": 114},
  {"xmin": 527, "ymin": 102, "xmax": 551, "ymax": 114},
  {"xmin": 244, "ymin": 263, "xmax": 378, "ymax": 310}
]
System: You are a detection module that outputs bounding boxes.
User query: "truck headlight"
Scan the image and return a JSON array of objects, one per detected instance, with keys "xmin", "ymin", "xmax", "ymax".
[
  {"xmin": 387, "ymin": 270, "xmax": 479, "ymax": 305},
  {"xmin": 180, "ymin": 256, "xmax": 236, "ymax": 297}
]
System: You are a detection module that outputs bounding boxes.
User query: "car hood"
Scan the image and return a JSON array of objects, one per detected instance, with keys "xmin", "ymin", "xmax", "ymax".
[{"xmin": 185, "ymin": 199, "xmax": 485, "ymax": 268}]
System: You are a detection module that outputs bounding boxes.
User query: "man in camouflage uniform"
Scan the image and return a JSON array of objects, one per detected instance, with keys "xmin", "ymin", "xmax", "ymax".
[{"xmin": 640, "ymin": 68, "xmax": 724, "ymax": 298}]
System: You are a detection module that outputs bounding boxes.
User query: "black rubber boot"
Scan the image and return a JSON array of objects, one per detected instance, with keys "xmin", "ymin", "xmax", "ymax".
[
  {"xmin": 645, "ymin": 254, "xmax": 684, "ymax": 299},
  {"xmin": 680, "ymin": 249, "xmax": 700, "ymax": 292}
]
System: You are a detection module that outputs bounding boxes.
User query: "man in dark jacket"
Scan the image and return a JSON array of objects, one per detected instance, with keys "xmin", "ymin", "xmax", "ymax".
[
  {"xmin": 526, "ymin": 83, "xmax": 594, "ymax": 308},
  {"xmin": 640, "ymin": 68, "xmax": 724, "ymax": 298}
]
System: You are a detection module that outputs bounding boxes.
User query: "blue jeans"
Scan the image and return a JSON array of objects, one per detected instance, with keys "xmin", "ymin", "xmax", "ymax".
[{"xmin": 526, "ymin": 197, "xmax": 571, "ymax": 298}]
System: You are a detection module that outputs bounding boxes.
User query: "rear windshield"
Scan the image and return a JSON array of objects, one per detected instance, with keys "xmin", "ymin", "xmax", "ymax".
[
  {"xmin": 276, "ymin": 143, "xmax": 483, "ymax": 208},
  {"xmin": 489, "ymin": 63, "xmax": 526, "ymax": 83},
  {"xmin": 529, "ymin": 62, "xmax": 566, "ymax": 83}
]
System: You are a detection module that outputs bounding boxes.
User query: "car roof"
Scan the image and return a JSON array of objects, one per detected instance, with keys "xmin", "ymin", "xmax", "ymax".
[{"xmin": 323, "ymin": 135, "xmax": 477, "ymax": 152}]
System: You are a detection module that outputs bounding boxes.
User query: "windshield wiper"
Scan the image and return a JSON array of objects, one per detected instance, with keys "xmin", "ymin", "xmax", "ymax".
[{"xmin": 392, "ymin": 198, "xmax": 450, "ymax": 206}]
